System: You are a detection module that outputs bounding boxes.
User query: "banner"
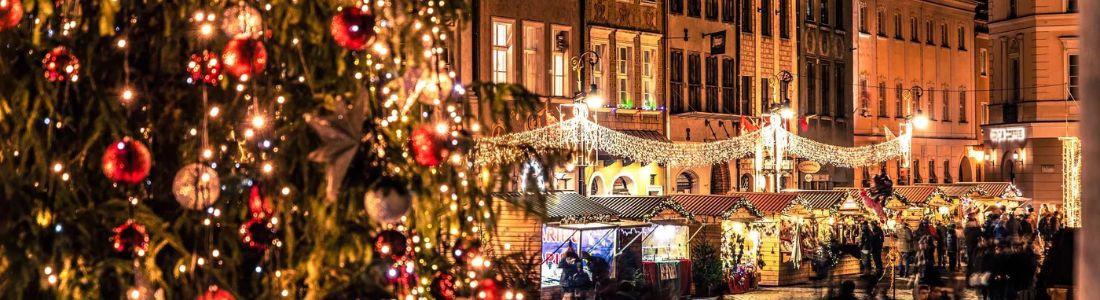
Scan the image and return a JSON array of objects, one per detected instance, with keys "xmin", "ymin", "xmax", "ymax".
[{"xmin": 540, "ymin": 226, "xmax": 616, "ymax": 287}]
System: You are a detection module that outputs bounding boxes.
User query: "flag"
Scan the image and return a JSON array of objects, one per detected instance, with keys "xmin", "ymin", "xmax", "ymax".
[
  {"xmin": 740, "ymin": 116, "xmax": 758, "ymax": 133},
  {"xmin": 799, "ymin": 116, "xmax": 809, "ymax": 132},
  {"xmin": 859, "ymin": 189, "xmax": 887, "ymax": 221}
]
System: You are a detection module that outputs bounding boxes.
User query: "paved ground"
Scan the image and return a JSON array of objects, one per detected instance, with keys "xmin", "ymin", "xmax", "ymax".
[{"xmin": 716, "ymin": 270, "xmax": 980, "ymax": 299}]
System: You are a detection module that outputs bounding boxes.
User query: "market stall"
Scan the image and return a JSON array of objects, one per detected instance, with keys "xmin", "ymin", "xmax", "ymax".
[
  {"xmin": 794, "ymin": 190, "xmax": 860, "ymax": 277},
  {"xmin": 590, "ymin": 196, "xmax": 695, "ymax": 298},
  {"xmin": 672, "ymin": 194, "xmax": 765, "ymax": 294},
  {"xmin": 492, "ymin": 192, "xmax": 620, "ymax": 298},
  {"xmin": 960, "ymin": 182, "xmax": 1030, "ymax": 221},
  {"xmin": 728, "ymin": 192, "xmax": 813, "ymax": 286},
  {"xmin": 882, "ymin": 186, "xmax": 939, "ymax": 229}
]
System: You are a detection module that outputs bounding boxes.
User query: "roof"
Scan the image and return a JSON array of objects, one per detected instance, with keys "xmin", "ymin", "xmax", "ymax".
[
  {"xmin": 892, "ymin": 186, "xmax": 938, "ymax": 205},
  {"xmin": 670, "ymin": 194, "xmax": 760, "ymax": 218},
  {"xmin": 937, "ymin": 184, "xmax": 978, "ymax": 198},
  {"xmin": 618, "ymin": 129, "xmax": 671, "ymax": 143},
  {"xmin": 496, "ymin": 192, "xmax": 618, "ymax": 221},
  {"xmin": 589, "ymin": 196, "xmax": 692, "ymax": 221},
  {"xmin": 792, "ymin": 190, "xmax": 848, "ymax": 210},
  {"xmin": 726, "ymin": 192, "xmax": 800, "ymax": 213},
  {"xmin": 960, "ymin": 182, "xmax": 1015, "ymax": 197}
]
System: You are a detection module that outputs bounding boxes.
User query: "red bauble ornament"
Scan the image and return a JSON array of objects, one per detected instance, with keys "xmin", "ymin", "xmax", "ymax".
[
  {"xmin": 187, "ymin": 50, "xmax": 222, "ymax": 85},
  {"xmin": 373, "ymin": 229, "xmax": 409, "ymax": 260},
  {"xmin": 197, "ymin": 286, "xmax": 234, "ymax": 300},
  {"xmin": 240, "ymin": 217, "xmax": 278, "ymax": 250},
  {"xmin": 222, "ymin": 38, "xmax": 267, "ymax": 78},
  {"xmin": 42, "ymin": 46, "xmax": 80, "ymax": 82},
  {"xmin": 248, "ymin": 185, "xmax": 273, "ymax": 218},
  {"xmin": 475, "ymin": 279, "xmax": 502, "ymax": 300},
  {"xmin": 330, "ymin": 6, "xmax": 377, "ymax": 51},
  {"xmin": 411, "ymin": 125, "xmax": 447, "ymax": 167},
  {"xmin": 0, "ymin": 0, "xmax": 23, "ymax": 31},
  {"xmin": 111, "ymin": 220, "xmax": 148, "ymax": 254},
  {"xmin": 102, "ymin": 137, "xmax": 152, "ymax": 185},
  {"xmin": 430, "ymin": 272, "xmax": 456, "ymax": 300}
]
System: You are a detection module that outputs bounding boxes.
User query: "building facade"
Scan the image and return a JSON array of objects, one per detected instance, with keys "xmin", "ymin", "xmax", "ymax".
[
  {"xmin": 799, "ymin": 0, "xmax": 854, "ymax": 189},
  {"xmin": 849, "ymin": 0, "xmax": 981, "ymax": 188},
  {"xmin": 982, "ymin": 0, "xmax": 1079, "ymax": 205}
]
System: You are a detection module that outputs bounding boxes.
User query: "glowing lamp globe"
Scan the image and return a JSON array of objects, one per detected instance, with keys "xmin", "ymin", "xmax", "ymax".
[
  {"xmin": 912, "ymin": 114, "xmax": 930, "ymax": 129},
  {"xmin": 102, "ymin": 138, "xmax": 152, "ymax": 185}
]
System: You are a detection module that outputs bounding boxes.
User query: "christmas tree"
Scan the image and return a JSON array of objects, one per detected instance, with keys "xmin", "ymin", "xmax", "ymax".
[{"xmin": 0, "ymin": 0, "xmax": 548, "ymax": 298}]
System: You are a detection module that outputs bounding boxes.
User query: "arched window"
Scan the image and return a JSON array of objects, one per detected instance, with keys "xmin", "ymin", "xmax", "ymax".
[
  {"xmin": 739, "ymin": 173, "xmax": 754, "ymax": 192},
  {"xmin": 612, "ymin": 176, "xmax": 634, "ymax": 195},
  {"xmin": 676, "ymin": 172, "xmax": 696, "ymax": 194},
  {"xmin": 590, "ymin": 176, "xmax": 603, "ymax": 195}
]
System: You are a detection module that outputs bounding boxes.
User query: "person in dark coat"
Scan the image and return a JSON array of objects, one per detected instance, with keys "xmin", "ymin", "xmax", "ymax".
[
  {"xmin": 935, "ymin": 221, "xmax": 948, "ymax": 268},
  {"xmin": 963, "ymin": 217, "xmax": 982, "ymax": 275},
  {"xmin": 582, "ymin": 251, "xmax": 611, "ymax": 296},
  {"xmin": 859, "ymin": 221, "xmax": 873, "ymax": 274},
  {"xmin": 559, "ymin": 246, "xmax": 582, "ymax": 294},
  {"xmin": 870, "ymin": 221, "xmax": 885, "ymax": 272},
  {"xmin": 916, "ymin": 234, "xmax": 942, "ymax": 286},
  {"xmin": 945, "ymin": 224, "xmax": 959, "ymax": 272}
]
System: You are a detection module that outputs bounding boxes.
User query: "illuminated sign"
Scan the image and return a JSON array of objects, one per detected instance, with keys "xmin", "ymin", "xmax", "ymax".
[{"xmin": 990, "ymin": 127, "xmax": 1026, "ymax": 142}]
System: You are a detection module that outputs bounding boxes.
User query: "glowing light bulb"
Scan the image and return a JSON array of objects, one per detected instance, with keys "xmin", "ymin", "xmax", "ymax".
[
  {"xmin": 199, "ymin": 23, "xmax": 214, "ymax": 36},
  {"xmin": 262, "ymin": 162, "xmax": 274, "ymax": 174},
  {"xmin": 209, "ymin": 106, "xmax": 220, "ymax": 117},
  {"xmin": 251, "ymin": 115, "xmax": 266, "ymax": 129},
  {"xmin": 202, "ymin": 148, "xmax": 214, "ymax": 159},
  {"xmin": 117, "ymin": 39, "xmax": 128, "ymax": 49},
  {"xmin": 912, "ymin": 114, "xmax": 930, "ymax": 129},
  {"xmin": 586, "ymin": 94, "xmax": 605, "ymax": 109},
  {"xmin": 128, "ymin": 287, "xmax": 141, "ymax": 300},
  {"xmin": 779, "ymin": 107, "xmax": 795, "ymax": 119},
  {"xmin": 52, "ymin": 163, "xmax": 63, "ymax": 173}
]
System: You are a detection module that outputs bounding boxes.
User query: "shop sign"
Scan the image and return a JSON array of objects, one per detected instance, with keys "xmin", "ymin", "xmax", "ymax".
[
  {"xmin": 797, "ymin": 161, "xmax": 822, "ymax": 174},
  {"xmin": 990, "ymin": 127, "xmax": 1026, "ymax": 142},
  {"xmin": 540, "ymin": 226, "xmax": 615, "ymax": 287}
]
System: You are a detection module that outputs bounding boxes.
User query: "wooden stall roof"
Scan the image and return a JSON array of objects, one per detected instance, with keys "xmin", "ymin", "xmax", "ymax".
[
  {"xmin": 669, "ymin": 194, "xmax": 763, "ymax": 218},
  {"xmin": 495, "ymin": 192, "xmax": 619, "ymax": 222},
  {"xmin": 790, "ymin": 190, "xmax": 848, "ymax": 210},
  {"xmin": 958, "ymin": 182, "xmax": 1017, "ymax": 197},
  {"xmin": 589, "ymin": 196, "xmax": 694, "ymax": 221},
  {"xmin": 892, "ymin": 186, "xmax": 938, "ymax": 205},
  {"xmin": 726, "ymin": 192, "xmax": 800, "ymax": 214}
]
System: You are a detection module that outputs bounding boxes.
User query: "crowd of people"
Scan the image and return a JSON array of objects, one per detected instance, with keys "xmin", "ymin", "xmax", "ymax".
[{"xmin": 841, "ymin": 204, "xmax": 1068, "ymax": 299}]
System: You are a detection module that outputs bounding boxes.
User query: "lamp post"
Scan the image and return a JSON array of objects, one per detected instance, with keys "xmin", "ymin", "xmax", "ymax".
[
  {"xmin": 569, "ymin": 50, "xmax": 600, "ymax": 195},
  {"xmin": 764, "ymin": 71, "xmax": 795, "ymax": 192}
]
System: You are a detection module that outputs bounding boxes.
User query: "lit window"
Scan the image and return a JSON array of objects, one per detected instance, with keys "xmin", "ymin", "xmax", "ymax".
[
  {"xmin": 642, "ymin": 49, "xmax": 655, "ymax": 109},
  {"xmin": 618, "ymin": 46, "xmax": 632, "ymax": 106},
  {"xmin": 592, "ymin": 42, "xmax": 607, "ymax": 97},
  {"xmin": 552, "ymin": 28, "xmax": 570, "ymax": 97},
  {"xmin": 523, "ymin": 24, "xmax": 543, "ymax": 94},
  {"xmin": 491, "ymin": 21, "xmax": 513, "ymax": 83}
]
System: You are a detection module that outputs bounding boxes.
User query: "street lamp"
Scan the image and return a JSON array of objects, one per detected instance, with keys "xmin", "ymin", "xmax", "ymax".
[
  {"xmin": 909, "ymin": 86, "xmax": 929, "ymax": 130},
  {"xmin": 568, "ymin": 51, "xmax": 601, "ymax": 195}
]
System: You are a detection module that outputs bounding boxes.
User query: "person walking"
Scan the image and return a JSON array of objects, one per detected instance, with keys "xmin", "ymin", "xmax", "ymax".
[
  {"xmin": 935, "ymin": 221, "xmax": 948, "ymax": 268},
  {"xmin": 963, "ymin": 216, "xmax": 982, "ymax": 275},
  {"xmin": 895, "ymin": 222, "xmax": 914, "ymax": 277},
  {"xmin": 871, "ymin": 221, "xmax": 885, "ymax": 273},
  {"xmin": 860, "ymin": 221, "xmax": 874, "ymax": 274},
  {"xmin": 559, "ymin": 246, "xmax": 584, "ymax": 299},
  {"xmin": 945, "ymin": 223, "xmax": 959, "ymax": 273}
]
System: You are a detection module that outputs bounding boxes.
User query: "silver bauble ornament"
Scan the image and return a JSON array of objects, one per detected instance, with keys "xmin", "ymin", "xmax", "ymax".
[
  {"xmin": 364, "ymin": 185, "xmax": 412, "ymax": 224},
  {"xmin": 172, "ymin": 163, "xmax": 221, "ymax": 210}
]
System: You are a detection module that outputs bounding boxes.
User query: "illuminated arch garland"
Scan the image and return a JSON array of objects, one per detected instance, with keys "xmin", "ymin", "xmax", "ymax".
[{"xmin": 474, "ymin": 118, "xmax": 912, "ymax": 168}]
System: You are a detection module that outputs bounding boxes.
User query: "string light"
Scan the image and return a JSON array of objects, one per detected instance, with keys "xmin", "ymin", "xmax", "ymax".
[{"xmin": 1061, "ymin": 137, "xmax": 1081, "ymax": 228}]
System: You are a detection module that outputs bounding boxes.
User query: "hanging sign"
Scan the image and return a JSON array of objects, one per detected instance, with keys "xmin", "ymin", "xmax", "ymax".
[
  {"xmin": 990, "ymin": 127, "xmax": 1026, "ymax": 142},
  {"xmin": 797, "ymin": 161, "xmax": 822, "ymax": 174},
  {"xmin": 709, "ymin": 30, "xmax": 727, "ymax": 55}
]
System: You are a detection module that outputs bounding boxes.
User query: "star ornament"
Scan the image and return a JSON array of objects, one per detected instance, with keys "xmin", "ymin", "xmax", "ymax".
[{"xmin": 306, "ymin": 92, "xmax": 369, "ymax": 202}]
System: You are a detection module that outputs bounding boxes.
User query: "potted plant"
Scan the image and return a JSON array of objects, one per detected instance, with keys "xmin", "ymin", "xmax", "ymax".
[{"xmin": 691, "ymin": 243, "xmax": 724, "ymax": 298}]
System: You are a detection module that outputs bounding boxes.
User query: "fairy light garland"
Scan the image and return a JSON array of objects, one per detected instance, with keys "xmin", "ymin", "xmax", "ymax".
[
  {"xmin": 1060, "ymin": 137, "xmax": 1081, "ymax": 228},
  {"xmin": 475, "ymin": 117, "xmax": 912, "ymax": 168}
]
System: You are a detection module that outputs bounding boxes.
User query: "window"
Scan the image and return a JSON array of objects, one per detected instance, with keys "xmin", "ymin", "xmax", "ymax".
[
  {"xmin": 926, "ymin": 21, "xmax": 934, "ymax": 44},
  {"xmin": 761, "ymin": 0, "xmax": 772, "ymax": 36},
  {"xmin": 592, "ymin": 42, "xmax": 608, "ymax": 98},
  {"xmin": 957, "ymin": 26, "xmax": 966, "ymax": 50},
  {"xmin": 940, "ymin": 23, "xmax": 949, "ymax": 47},
  {"xmin": 979, "ymin": 49, "xmax": 988, "ymax": 76},
  {"xmin": 722, "ymin": 0, "xmax": 735, "ymax": 23},
  {"xmin": 688, "ymin": 0, "xmax": 702, "ymax": 17},
  {"xmin": 859, "ymin": 79, "xmax": 869, "ymax": 115},
  {"xmin": 913, "ymin": 159, "xmax": 922, "ymax": 183},
  {"xmin": 617, "ymin": 46, "xmax": 632, "ymax": 106},
  {"xmin": 878, "ymin": 82, "xmax": 888, "ymax": 117},
  {"xmin": 780, "ymin": 0, "xmax": 790, "ymax": 38},
  {"xmin": 942, "ymin": 88, "xmax": 950, "ymax": 121},
  {"xmin": 741, "ymin": 76, "xmax": 753, "ymax": 114},
  {"xmin": 671, "ymin": 0, "xmax": 684, "ymax": 14},
  {"xmin": 877, "ymin": 10, "xmax": 886, "ymax": 36},
  {"xmin": 806, "ymin": 61, "xmax": 816, "ymax": 114},
  {"xmin": 858, "ymin": 3, "xmax": 867, "ymax": 33},
  {"xmin": 894, "ymin": 14, "xmax": 903, "ymax": 39},
  {"xmin": 670, "ymin": 49, "xmax": 685, "ymax": 113},
  {"xmin": 688, "ymin": 53, "xmax": 702, "ymax": 111},
  {"xmin": 836, "ymin": 63, "xmax": 845, "ymax": 117},
  {"xmin": 706, "ymin": 0, "xmax": 718, "ymax": 20},
  {"xmin": 491, "ymin": 21, "xmax": 514, "ymax": 83},
  {"xmin": 927, "ymin": 88, "xmax": 935, "ymax": 120},
  {"xmin": 613, "ymin": 177, "xmax": 632, "ymax": 195},
  {"xmin": 1069, "ymin": 54, "xmax": 1079, "ymax": 99},
  {"xmin": 835, "ymin": 0, "xmax": 843, "ymax": 27},
  {"xmin": 552, "ymin": 28, "xmax": 570, "ymax": 96},
  {"xmin": 1069, "ymin": 0, "xmax": 1079, "ymax": 13},
  {"xmin": 706, "ymin": 56, "xmax": 719, "ymax": 112},
  {"xmin": 1011, "ymin": 58, "xmax": 1021, "ymax": 101},
  {"xmin": 722, "ymin": 58, "xmax": 735, "ymax": 113},
  {"xmin": 943, "ymin": 160, "xmax": 952, "ymax": 183},
  {"xmin": 806, "ymin": 0, "xmax": 814, "ymax": 23},
  {"xmin": 1009, "ymin": 0, "xmax": 1017, "ymax": 18},
  {"xmin": 895, "ymin": 83, "xmax": 904, "ymax": 116},
  {"xmin": 910, "ymin": 17, "xmax": 919, "ymax": 42},
  {"xmin": 642, "ymin": 49, "xmax": 656, "ymax": 109},
  {"xmin": 676, "ymin": 172, "xmax": 696, "ymax": 193},
  {"xmin": 820, "ymin": 0, "xmax": 829, "ymax": 25},
  {"xmin": 761, "ymin": 77, "xmax": 771, "ymax": 110},
  {"xmin": 741, "ymin": 0, "xmax": 753, "ymax": 33},
  {"xmin": 821, "ymin": 63, "xmax": 831, "ymax": 116},
  {"xmin": 928, "ymin": 160, "xmax": 937, "ymax": 183},
  {"xmin": 523, "ymin": 24, "xmax": 543, "ymax": 94},
  {"xmin": 959, "ymin": 90, "xmax": 967, "ymax": 122}
]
